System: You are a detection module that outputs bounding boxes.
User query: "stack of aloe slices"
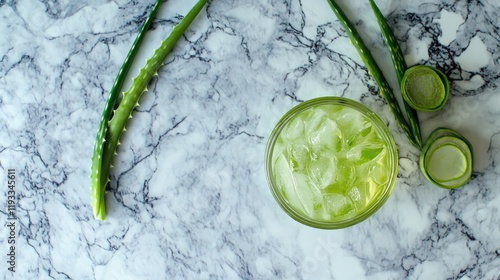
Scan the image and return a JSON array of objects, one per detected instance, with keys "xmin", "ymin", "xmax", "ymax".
[
  {"xmin": 325, "ymin": 0, "xmax": 473, "ymax": 189},
  {"xmin": 421, "ymin": 128, "xmax": 473, "ymax": 188}
]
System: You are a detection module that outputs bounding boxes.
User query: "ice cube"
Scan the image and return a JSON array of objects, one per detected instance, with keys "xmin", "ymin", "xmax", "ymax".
[
  {"xmin": 274, "ymin": 155, "xmax": 299, "ymax": 206},
  {"xmin": 347, "ymin": 123, "xmax": 373, "ymax": 148},
  {"xmin": 347, "ymin": 185, "xmax": 361, "ymax": 202},
  {"xmin": 354, "ymin": 125, "xmax": 387, "ymax": 149},
  {"xmin": 308, "ymin": 156, "xmax": 337, "ymax": 190},
  {"xmin": 323, "ymin": 193, "xmax": 354, "ymax": 217},
  {"xmin": 304, "ymin": 108, "xmax": 329, "ymax": 136},
  {"xmin": 335, "ymin": 158, "xmax": 355, "ymax": 188},
  {"xmin": 347, "ymin": 181, "xmax": 378, "ymax": 211},
  {"xmin": 345, "ymin": 144, "xmax": 385, "ymax": 164},
  {"xmin": 336, "ymin": 109, "xmax": 372, "ymax": 148},
  {"xmin": 368, "ymin": 160, "xmax": 390, "ymax": 185},
  {"xmin": 322, "ymin": 170, "xmax": 354, "ymax": 196},
  {"xmin": 293, "ymin": 172, "xmax": 323, "ymax": 216},
  {"xmin": 288, "ymin": 143, "xmax": 312, "ymax": 171},
  {"xmin": 271, "ymin": 138, "xmax": 287, "ymax": 164},
  {"xmin": 308, "ymin": 119, "xmax": 342, "ymax": 152},
  {"xmin": 283, "ymin": 115, "xmax": 305, "ymax": 140}
]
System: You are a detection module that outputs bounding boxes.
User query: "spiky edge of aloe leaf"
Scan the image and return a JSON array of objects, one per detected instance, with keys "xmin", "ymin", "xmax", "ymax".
[
  {"xmin": 368, "ymin": 0, "xmax": 422, "ymax": 147},
  {"xmin": 91, "ymin": 0, "xmax": 164, "ymax": 220},
  {"xmin": 95, "ymin": 0, "xmax": 207, "ymax": 220},
  {"xmin": 325, "ymin": 0, "xmax": 420, "ymax": 148}
]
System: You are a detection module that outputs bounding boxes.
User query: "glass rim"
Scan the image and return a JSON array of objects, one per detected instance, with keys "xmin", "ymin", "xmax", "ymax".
[{"xmin": 265, "ymin": 96, "xmax": 399, "ymax": 229}]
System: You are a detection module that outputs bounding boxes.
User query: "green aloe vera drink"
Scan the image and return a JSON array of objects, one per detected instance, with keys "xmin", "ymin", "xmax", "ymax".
[{"xmin": 266, "ymin": 97, "xmax": 398, "ymax": 229}]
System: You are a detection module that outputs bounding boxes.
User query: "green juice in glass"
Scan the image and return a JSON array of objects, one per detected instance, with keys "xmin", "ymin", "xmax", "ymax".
[{"xmin": 266, "ymin": 97, "xmax": 398, "ymax": 229}]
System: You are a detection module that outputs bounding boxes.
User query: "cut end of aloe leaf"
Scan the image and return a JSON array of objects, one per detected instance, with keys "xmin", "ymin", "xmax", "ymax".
[
  {"xmin": 427, "ymin": 144, "xmax": 467, "ymax": 181},
  {"xmin": 93, "ymin": 194, "xmax": 107, "ymax": 220},
  {"xmin": 94, "ymin": 207, "xmax": 106, "ymax": 221},
  {"xmin": 401, "ymin": 65, "xmax": 449, "ymax": 111},
  {"xmin": 420, "ymin": 128, "xmax": 473, "ymax": 189}
]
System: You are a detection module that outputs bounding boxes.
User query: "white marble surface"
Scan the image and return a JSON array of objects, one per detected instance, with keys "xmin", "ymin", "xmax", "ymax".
[{"xmin": 1, "ymin": 0, "xmax": 499, "ymax": 279}]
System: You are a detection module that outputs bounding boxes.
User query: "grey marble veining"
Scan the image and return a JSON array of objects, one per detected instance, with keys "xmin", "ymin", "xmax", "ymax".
[{"xmin": 1, "ymin": 0, "xmax": 500, "ymax": 279}]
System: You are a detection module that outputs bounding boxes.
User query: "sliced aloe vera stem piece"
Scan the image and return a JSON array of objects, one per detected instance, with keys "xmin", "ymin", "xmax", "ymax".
[
  {"xmin": 401, "ymin": 65, "xmax": 450, "ymax": 111},
  {"xmin": 91, "ymin": 0, "xmax": 164, "ymax": 220},
  {"xmin": 420, "ymin": 127, "xmax": 473, "ymax": 189},
  {"xmin": 325, "ymin": 0, "xmax": 420, "ymax": 148},
  {"xmin": 427, "ymin": 144, "xmax": 467, "ymax": 181},
  {"xmin": 368, "ymin": 0, "xmax": 422, "ymax": 147}
]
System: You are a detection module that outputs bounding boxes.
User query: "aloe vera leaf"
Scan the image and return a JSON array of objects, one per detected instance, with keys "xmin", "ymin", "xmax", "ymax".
[
  {"xmin": 91, "ymin": 0, "xmax": 164, "ymax": 220},
  {"xmin": 368, "ymin": 0, "xmax": 422, "ymax": 147},
  {"xmin": 325, "ymin": 0, "xmax": 420, "ymax": 148},
  {"xmin": 368, "ymin": 0, "xmax": 406, "ymax": 83},
  {"xmin": 95, "ymin": 0, "xmax": 207, "ymax": 220}
]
